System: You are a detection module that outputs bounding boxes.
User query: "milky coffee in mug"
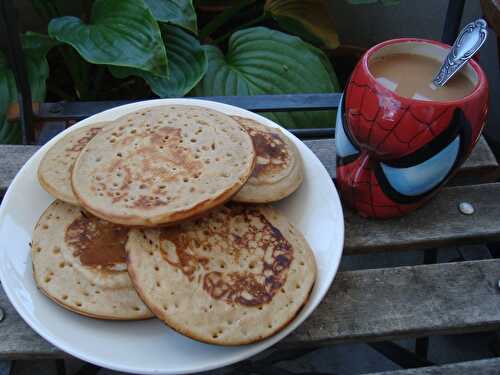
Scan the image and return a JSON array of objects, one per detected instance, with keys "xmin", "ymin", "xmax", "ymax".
[{"xmin": 369, "ymin": 53, "xmax": 476, "ymax": 101}]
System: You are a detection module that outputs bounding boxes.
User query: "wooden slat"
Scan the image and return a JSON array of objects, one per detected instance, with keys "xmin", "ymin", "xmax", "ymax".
[
  {"xmin": 345, "ymin": 183, "xmax": 500, "ymax": 254},
  {"xmin": 0, "ymin": 283, "xmax": 62, "ymax": 359},
  {"xmin": 0, "ymin": 145, "xmax": 39, "ymax": 197},
  {"xmin": 0, "ymin": 136, "xmax": 497, "ymax": 198},
  {"xmin": 1, "ymin": 260, "xmax": 500, "ymax": 358},
  {"xmin": 1, "ymin": 144, "xmax": 499, "ymax": 254},
  {"xmin": 368, "ymin": 358, "xmax": 500, "ymax": 375},
  {"xmin": 284, "ymin": 259, "xmax": 500, "ymax": 346},
  {"xmin": 448, "ymin": 136, "xmax": 499, "ymax": 185}
]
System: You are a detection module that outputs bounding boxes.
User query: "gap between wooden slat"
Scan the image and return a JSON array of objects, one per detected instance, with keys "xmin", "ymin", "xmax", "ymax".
[
  {"xmin": 345, "ymin": 183, "xmax": 500, "ymax": 253},
  {"xmin": 366, "ymin": 357, "xmax": 500, "ymax": 375},
  {"xmin": 283, "ymin": 259, "xmax": 500, "ymax": 346},
  {"xmin": 1, "ymin": 259, "xmax": 499, "ymax": 358}
]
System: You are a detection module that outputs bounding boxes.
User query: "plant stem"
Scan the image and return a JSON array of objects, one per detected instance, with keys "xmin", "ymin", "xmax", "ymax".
[
  {"xmin": 199, "ymin": 0, "xmax": 256, "ymax": 40},
  {"xmin": 47, "ymin": 84, "xmax": 73, "ymax": 101},
  {"xmin": 91, "ymin": 65, "xmax": 105, "ymax": 99},
  {"xmin": 59, "ymin": 46, "xmax": 90, "ymax": 100},
  {"xmin": 82, "ymin": 0, "xmax": 93, "ymax": 23},
  {"xmin": 30, "ymin": 0, "xmax": 60, "ymax": 20},
  {"xmin": 212, "ymin": 13, "xmax": 268, "ymax": 45}
]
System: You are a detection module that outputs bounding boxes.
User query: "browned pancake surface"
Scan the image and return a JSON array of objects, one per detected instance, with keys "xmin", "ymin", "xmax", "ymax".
[
  {"xmin": 127, "ymin": 204, "xmax": 316, "ymax": 345},
  {"xmin": 38, "ymin": 124, "xmax": 106, "ymax": 205},
  {"xmin": 72, "ymin": 106, "xmax": 255, "ymax": 226},
  {"xmin": 32, "ymin": 200, "xmax": 153, "ymax": 320},
  {"xmin": 232, "ymin": 116, "xmax": 303, "ymax": 203}
]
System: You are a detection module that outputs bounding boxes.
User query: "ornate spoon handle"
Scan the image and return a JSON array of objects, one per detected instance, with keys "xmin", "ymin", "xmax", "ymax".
[{"xmin": 432, "ymin": 18, "xmax": 488, "ymax": 87}]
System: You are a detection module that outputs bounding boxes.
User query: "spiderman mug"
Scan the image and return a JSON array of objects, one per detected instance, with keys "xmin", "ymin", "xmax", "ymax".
[{"xmin": 336, "ymin": 38, "xmax": 488, "ymax": 219}]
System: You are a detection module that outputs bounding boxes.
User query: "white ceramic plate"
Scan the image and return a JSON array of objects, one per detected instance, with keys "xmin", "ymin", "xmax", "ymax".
[{"xmin": 0, "ymin": 99, "xmax": 344, "ymax": 374}]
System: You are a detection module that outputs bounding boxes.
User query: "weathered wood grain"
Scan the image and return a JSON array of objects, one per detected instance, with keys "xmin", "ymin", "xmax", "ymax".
[
  {"xmin": 2, "ymin": 260, "xmax": 499, "ymax": 358},
  {"xmin": 284, "ymin": 259, "xmax": 500, "ymax": 346},
  {"xmin": 345, "ymin": 183, "xmax": 500, "ymax": 254},
  {"xmin": 449, "ymin": 136, "xmax": 499, "ymax": 185},
  {"xmin": 0, "ymin": 145, "xmax": 39, "ymax": 197},
  {"xmin": 0, "ymin": 282, "xmax": 62, "ymax": 359},
  {"xmin": 304, "ymin": 138, "xmax": 337, "ymax": 178},
  {"xmin": 369, "ymin": 358, "xmax": 500, "ymax": 374},
  {"xmin": 0, "ymin": 136, "xmax": 497, "ymax": 199}
]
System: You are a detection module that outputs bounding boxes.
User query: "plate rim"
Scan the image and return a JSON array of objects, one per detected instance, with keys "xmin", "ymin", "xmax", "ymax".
[{"xmin": 0, "ymin": 98, "xmax": 344, "ymax": 374}]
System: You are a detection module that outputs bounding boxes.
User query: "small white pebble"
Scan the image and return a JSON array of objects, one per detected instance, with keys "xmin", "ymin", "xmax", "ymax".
[{"xmin": 458, "ymin": 202, "xmax": 474, "ymax": 215}]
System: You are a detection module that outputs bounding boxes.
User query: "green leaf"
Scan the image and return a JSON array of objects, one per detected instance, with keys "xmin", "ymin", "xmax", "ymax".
[
  {"xmin": 198, "ymin": 0, "xmax": 255, "ymax": 39},
  {"xmin": 48, "ymin": 0, "xmax": 168, "ymax": 77},
  {"xmin": 194, "ymin": 27, "xmax": 339, "ymax": 129},
  {"xmin": 0, "ymin": 119, "xmax": 21, "ymax": 144},
  {"xmin": 144, "ymin": 0, "xmax": 197, "ymax": 34},
  {"xmin": 22, "ymin": 32, "xmax": 59, "ymax": 100},
  {"xmin": 264, "ymin": 0, "xmax": 339, "ymax": 48},
  {"xmin": 0, "ymin": 54, "xmax": 15, "ymax": 111},
  {"xmin": 110, "ymin": 25, "xmax": 207, "ymax": 98},
  {"xmin": 22, "ymin": 31, "xmax": 60, "ymax": 58},
  {"xmin": 347, "ymin": 0, "xmax": 399, "ymax": 5},
  {"xmin": 0, "ymin": 33, "xmax": 57, "ymax": 143},
  {"xmin": 20, "ymin": 33, "xmax": 56, "ymax": 101}
]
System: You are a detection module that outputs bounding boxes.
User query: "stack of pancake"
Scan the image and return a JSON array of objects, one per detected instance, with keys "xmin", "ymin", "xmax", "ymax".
[{"xmin": 33, "ymin": 105, "xmax": 316, "ymax": 345}]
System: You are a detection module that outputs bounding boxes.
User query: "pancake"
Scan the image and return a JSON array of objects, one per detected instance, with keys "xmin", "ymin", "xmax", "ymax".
[
  {"xmin": 31, "ymin": 200, "xmax": 153, "ymax": 320},
  {"xmin": 126, "ymin": 204, "xmax": 316, "ymax": 345},
  {"xmin": 72, "ymin": 106, "xmax": 256, "ymax": 226},
  {"xmin": 231, "ymin": 116, "xmax": 303, "ymax": 203},
  {"xmin": 38, "ymin": 123, "xmax": 107, "ymax": 205}
]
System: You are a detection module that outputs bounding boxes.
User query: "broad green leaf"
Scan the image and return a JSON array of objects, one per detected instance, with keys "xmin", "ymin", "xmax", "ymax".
[
  {"xmin": 48, "ymin": 0, "xmax": 168, "ymax": 77},
  {"xmin": 22, "ymin": 31, "xmax": 60, "ymax": 58},
  {"xmin": 25, "ymin": 50, "xmax": 50, "ymax": 103},
  {"xmin": 198, "ymin": 0, "xmax": 255, "ymax": 39},
  {"xmin": 22, "ymin": 32, "xmax": 59, "ymax": 100},
  {"xmin": 14, "ymin": 32, "xmax": 56, "ymax": 103},
  {"xmin": 0, "ymin": 33, "xmax": 56, "ymax": 143},
  {"xmin": 0, "ymin": 118, "xmax": 21, "ymax": 144},
  {"xmin": 347, "ymin": 0, "xmax": 399, "ymax": 5},
  {"xmin": 0, "ymin": 53, "xmax": 19, "ymax": 143},
  {"xmin": 110, "ymin": 25, "xmax": 207, "ymax": 98},
  {"xmin": 141, "ymin": 25, "xmax": 206, "ymax": 97},
  {"xmin": 145, "ymin": 0, "xmax": 197, "ymax": 34},
  {"xmin": 194, "ymin": 27, "xmax": 339, "ymax": 129},
  {"xmin": 265, "ymin": 0, "xmax": 339, "ymax": 48}
]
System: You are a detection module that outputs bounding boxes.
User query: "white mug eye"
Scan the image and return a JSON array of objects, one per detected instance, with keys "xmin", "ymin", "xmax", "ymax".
[
  {"xmin": 335, "ymin": 95, "xmax": 359, "ymax": 158},
  {"xmin": 380, "ymin": 136, "xmax": 460, "ymax": 196}
]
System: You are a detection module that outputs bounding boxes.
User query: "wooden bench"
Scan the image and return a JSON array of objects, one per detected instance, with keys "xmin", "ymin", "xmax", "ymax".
[
  {"xmin": 1, "ymin": 129, "xmax": 499, "ymax": 374},
  {"xmin": 1, "ymin": 1, "xmax": 498, "ymax": 371},
  {"xmin": 368, "ymin": 357, "xmax": 500, "ymax": 374}
]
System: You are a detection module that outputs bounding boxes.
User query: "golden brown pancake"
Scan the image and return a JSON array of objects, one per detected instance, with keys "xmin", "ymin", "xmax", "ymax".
[
  {"xmin": 38, "ymin": 124, "xmax": 107, "ymax": 205},
  {"xmin": 126, "ymin": 204, "xmax": 316, "ymax": 345},
  {"xmin": 31, "ymin": 200, "xmax": 153, "ymax": 320},
  {"xmin": 231, "ymin": 116, "xmax": 303, "ymax": 203},
  {"xmin": 71, "ymin": 106, "xmax": 256, "ymax": 226}
]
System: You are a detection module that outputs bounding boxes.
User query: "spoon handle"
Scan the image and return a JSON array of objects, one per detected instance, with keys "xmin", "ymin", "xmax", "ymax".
[{"xmin": 432, "ymin": 18, "xmax": 488, "ymax": 87}]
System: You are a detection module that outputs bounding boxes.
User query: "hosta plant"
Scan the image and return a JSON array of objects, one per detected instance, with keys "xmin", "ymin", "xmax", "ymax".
[{"xmin": 0, "ymin": 0, "xmax": 397, "ymax": 143}]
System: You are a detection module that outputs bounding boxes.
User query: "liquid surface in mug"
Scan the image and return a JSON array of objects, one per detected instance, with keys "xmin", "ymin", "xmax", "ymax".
[{"xmin": 369, "ymin": 53, "xmax": 476, "ymax": 101}]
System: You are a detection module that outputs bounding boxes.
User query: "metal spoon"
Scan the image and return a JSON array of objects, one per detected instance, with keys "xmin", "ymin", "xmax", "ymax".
[{"xmin": 432, "ymin": 18, "xmax": 488, "ymax": 87}]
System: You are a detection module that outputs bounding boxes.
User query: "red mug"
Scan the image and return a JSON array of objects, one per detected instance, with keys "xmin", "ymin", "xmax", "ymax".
[{"xmin": 336, "ymin": 38, "xmax": 489, "ymax": 219}]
